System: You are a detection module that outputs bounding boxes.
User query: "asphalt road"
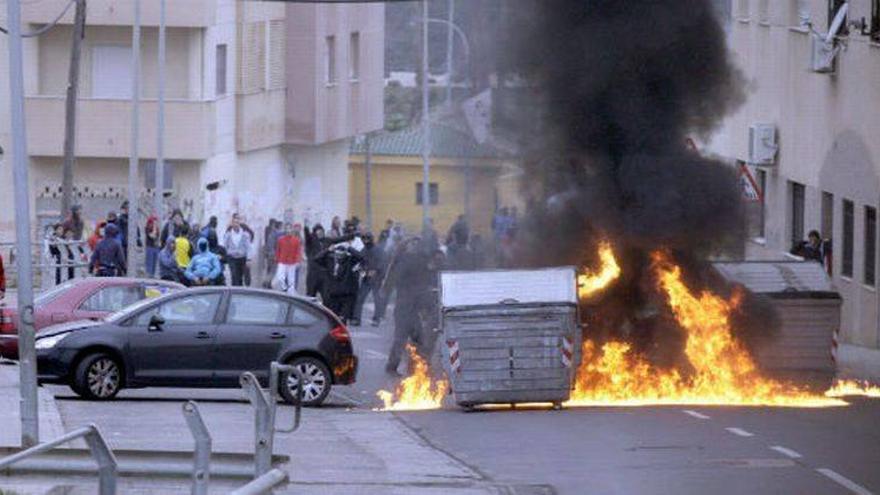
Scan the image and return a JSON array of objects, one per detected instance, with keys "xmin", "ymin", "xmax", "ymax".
[{"xmin": 41, "ymin": 304, "xmax": 880, "ymax": 495}]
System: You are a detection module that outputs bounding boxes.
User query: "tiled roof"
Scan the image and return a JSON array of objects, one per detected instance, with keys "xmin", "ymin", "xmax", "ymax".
[{"xmin": 350, "ymin": 123, "xmax": 507, "ymax": 159}]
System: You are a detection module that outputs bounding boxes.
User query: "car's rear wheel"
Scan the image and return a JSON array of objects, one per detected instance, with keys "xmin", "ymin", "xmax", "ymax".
[
  {"xmin": 280, "ymin": 356, "xmax": 331, "ymax": 407},
  {"xmin": 73, "ymin": 353, "xmax": 122, "ymax": 400}
]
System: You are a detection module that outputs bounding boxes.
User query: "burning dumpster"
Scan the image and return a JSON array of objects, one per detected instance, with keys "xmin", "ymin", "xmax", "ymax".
[
  {"xmin": 439, "ymin": 267, "xmax": 580, "ymax": 409},
  {"xmin": 712, "ymin": 260, "xmax": 841, "ymax": 385}
]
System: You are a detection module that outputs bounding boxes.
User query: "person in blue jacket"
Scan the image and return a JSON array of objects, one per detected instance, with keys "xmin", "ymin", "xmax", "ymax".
[{"xmin": 185, "ymin": 237, "xmax": 222, "ymax": 286}]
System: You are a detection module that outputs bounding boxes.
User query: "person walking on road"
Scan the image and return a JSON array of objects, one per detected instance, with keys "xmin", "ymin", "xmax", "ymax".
[
  {"xmin": 89, "ymin": 223, "xmax": 126, "ymax": 277},
  {"xmin": 274, "ymin": 223, "xmax": 304, "ymax": 294},
  {"xmin": 224, "ymin": 214, "xmax": 251, "ymax": 286},
  {"xmin": 353, "ymin": 233, "xmax": 386, "ymax": 327},
  {"xmin": 316, "ymin": 242, "xmax": 363, "ymax": 323},
  {"xmin": 385, "ymin": 238, "xmax": 431, "ymax": 376}
]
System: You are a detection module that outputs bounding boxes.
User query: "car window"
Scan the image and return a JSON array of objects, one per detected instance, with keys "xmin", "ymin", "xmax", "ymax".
[
  {"xmin": 288, "ymin": 303, "xmax": 320, "ymax": 326},
  {"xmin": 226, "ymin": 294, "xmax": 288, "ymax": 325},
  {"xmin": 79, "ymin": 286, "xmax": 142, "ymax": 312},
  {"xmin": 134, "ymin": 293, "xmax": 222, "ymax": 326},
  {"xmin": 35, "ymin": 280, "xmax": 78, "ymax": 306}
]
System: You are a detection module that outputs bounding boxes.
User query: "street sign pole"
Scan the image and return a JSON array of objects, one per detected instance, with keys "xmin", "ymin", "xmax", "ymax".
[
  {"xmin": 6, "ymin": 0, "xmax": 39, "ymax": 447},
  {"xmin": 128, "ymin": 0, "xmax": 141, "ymax": 270}
]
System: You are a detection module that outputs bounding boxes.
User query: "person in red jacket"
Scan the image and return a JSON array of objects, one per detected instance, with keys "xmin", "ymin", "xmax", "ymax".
[
  {"xmin": 0, "ymin": 251, "xmax": 6, "ymax": 300},
  {"xmin": 274, "ymin": 223, "xmax": 303, "ymax": 294}
]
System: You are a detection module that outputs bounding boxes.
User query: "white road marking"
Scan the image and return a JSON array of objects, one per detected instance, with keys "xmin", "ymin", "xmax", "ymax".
[
  {"xmin": 816, "ymin": 468, "xmax": 874, "ymax": 495},
  {"xmin": 725, "ymin": 427, "xmax": 754, "ymax": 437},
  {"xmin": 682, "ymin": 409, "xmax": 710, "ymax": 419},
  {"xmin": 352, "ymin": 331, "xmax": 383, "ymax": 340},
  {"xmin": 769, "ymin": 445, "xmax": 803, "ymax": 459}
]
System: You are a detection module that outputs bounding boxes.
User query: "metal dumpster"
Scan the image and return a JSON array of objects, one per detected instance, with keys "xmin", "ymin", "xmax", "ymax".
[
  {"xmin": 713, "ymin": 260, "xmax": 841, "ymax": 385},
  {"xmin": 439, "ymin": 267, "xmax": 580, "ymax": 409}
]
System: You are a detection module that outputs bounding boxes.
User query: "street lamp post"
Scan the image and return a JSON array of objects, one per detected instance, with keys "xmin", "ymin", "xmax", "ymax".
[
  {"xmin": 421, "ymin": 0, "xmax": 431, "ymax": 230},
  {"xmin": 5, "ymin": 0, "xmax": 39, "ymax": 447},
  {"xmin": 128, "ymin": 0, "xmax": 141, "ymax": 271}
]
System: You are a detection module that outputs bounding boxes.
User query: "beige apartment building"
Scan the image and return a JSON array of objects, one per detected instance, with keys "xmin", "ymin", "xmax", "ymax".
[
  {"xmin": 0, "ymin": 0, "xmax": 384, "ymax": 241},
  {"xmin": 709, "ymin": 0, "xmax": 880, "ymax": 351}
]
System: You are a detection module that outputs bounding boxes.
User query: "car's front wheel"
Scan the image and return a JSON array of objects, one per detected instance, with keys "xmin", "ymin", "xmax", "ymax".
[
  {"xmin": 280, "ymin": 356, "xmax": 331, "ymax": 407},
  {"xmin": 73, "ymin": 353, "xmax": 123, "ymax": 400}
]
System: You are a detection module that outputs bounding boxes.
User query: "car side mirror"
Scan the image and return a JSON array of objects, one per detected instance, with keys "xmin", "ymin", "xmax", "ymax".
[{"xmin": 148, "ymin": 314, "xmax": 165, "ymax": 332}]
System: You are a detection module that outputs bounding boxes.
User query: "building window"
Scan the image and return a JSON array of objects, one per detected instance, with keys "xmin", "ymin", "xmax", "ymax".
[
  {"xmin": 349, "ymin": 32, "xmax": 360, "ymax": 81},
  {"xmin": 325, "ymin": 35, "xmax": 337, "ymax": 84},
  {"xmin": 91, "ymin": 45, "xmax": 133, "ymax": 99},
  {"xmin": 866, "ymin": 206, "xmax": 877, "ymax": 286},
  {"xmin": 821, "ymin": 191, "xmax": 834, "ymax": 239},
  {"xmin": 747, "ymin": 167, "xmax": 766, "ymax": 239},
  {"xmin": 827, "ymin": 0, "xmax": 848, "ymax": 35},
  {"xmin": 789, "ymin": 181, "xmax": 805, "ymax": 249},
  {"xmin": 143, "ymin": 160, "xmax": 174, "ymax": 190},
  {"xmin": 416, "ymin": 183, "xmax": 439, "ymax": 205},
  {"xmin": 842, "ymin": 199, "xmax": 854, "ymax": 278},
  {"xmin": 216, "ymin": 44, "xmax": 227, "ymax": 96}
]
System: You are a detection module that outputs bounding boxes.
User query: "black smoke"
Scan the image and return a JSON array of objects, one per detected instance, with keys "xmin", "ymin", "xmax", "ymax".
[{"xmin": 497, "ymin": 1, "xmax": 776, "ymax": 364}]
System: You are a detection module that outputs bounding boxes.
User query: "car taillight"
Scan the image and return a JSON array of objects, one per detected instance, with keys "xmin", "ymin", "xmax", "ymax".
[
  {"xmin": 329, "ymin": 324, "xmax": 350, "ymax": 344},
  {"xmin": 0, "ymin": 309, "xmax": 16, "ymax": 334}
]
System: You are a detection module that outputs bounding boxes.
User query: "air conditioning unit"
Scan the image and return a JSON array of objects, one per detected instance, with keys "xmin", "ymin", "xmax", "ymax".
[
  {"xmin": 749, "ymin": 124, "xmax": 778, "ymax": 165},
  {"xmin": 811, "ymin": 36, "xmax": 837, "ymax": 73}
]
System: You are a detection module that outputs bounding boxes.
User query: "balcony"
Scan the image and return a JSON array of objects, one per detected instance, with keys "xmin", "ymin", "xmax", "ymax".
[
  {"xmin": 23, "ymin": 0, "xmax": 218, "ymax": 28},
  {"xmin": 26, "ymin": 96, "xmax": 216, "ymax": 160}
]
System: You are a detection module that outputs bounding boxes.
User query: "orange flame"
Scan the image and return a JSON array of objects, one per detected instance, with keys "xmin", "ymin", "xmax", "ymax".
[
  {"xmin": 376, "ymin": 344, "xmax": 449, "ymax": 411},
  {"xmin": 566, "ymin": 250, "xmax": 847, "ymax": 408},
  {"xmin": 825, "ymin": 379, "xmax": 880, "ymax": 398},
  {"xmin": 577, "ymin": 241, "xmax": 621, "ymax": 299}
]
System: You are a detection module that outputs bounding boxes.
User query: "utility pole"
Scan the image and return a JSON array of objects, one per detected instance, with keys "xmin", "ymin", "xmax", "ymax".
[
  {"xmin": 155, "ymin": 0, "xmax": 166, "ymax": 222},
  {"xmin": 421, "ymin": 0, "xmax": 431, "ymax": 230},
  {"xmin": 445, "ymin": 0, "xmax": 455, "ymax": 107},
  {"xmin": 364, "ymin": 133, "xmax": 373, "ymax": 232},
  {"xmin": 128, "ymin": 0, "xmax": 141, "ymax": 270},
  {"xmin": 6, "ymin": 0, "xmax": 39, "ymax": 447},
  {"xmin": 60, "ymin": 0, "xmax": 86, "ymax": 219}
]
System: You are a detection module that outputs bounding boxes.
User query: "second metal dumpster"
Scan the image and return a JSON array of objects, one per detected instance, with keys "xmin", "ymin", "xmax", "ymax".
[{"xmin": 439, "ymin": 267, "xmax": 580, "ymax": 409}]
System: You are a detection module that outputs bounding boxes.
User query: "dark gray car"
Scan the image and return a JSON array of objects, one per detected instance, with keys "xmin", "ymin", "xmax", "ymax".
[{"xmin": 36, "ymin": 287, "xmax": 357, "ymax": 406}]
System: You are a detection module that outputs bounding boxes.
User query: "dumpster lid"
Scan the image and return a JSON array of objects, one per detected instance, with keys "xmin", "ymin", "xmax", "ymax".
[
  {"xmin": 440, "ymin": 267, "xmax": 578, "ymax": 308},
  {"xmin": 712, "ymin": 260, "xmax": 839, "ymax": 298}
]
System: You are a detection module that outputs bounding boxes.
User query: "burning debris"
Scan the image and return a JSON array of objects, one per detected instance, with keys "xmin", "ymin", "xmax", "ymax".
[
  {"xmin": 377, "ymin": 344, "xmax": 448, "ymax": 411},
  {"xmin": 825, "ymin": 380, "xmax": 880, "ymax": 399}
]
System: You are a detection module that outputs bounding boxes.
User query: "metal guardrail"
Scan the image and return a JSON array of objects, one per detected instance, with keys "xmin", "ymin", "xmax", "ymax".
[
  {"xmin": 0, "ymin": 424, "xmax": 117, "ymax": 495},
  {"xmin": 0, "ymin": 363, "xmax": 299, "ymax": 495},
  {"xmin": 239, "ymin": 362, "xmax": 303, "ymax": 478}
]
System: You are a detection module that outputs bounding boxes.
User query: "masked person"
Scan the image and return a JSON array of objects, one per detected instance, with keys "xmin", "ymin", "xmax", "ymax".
[
  {"xmin": 185, "ymin": 238, "xmax": 222, "ymax": 286},
  {"xmin": 385, "ymin": 238, "xmax": 432, "ymax": 376},
  {"xmin": 159, "ymin": 237, "xmax": 183, "ymax": 283},
  {"xmin": 89, "ymin": 223, "xmax": 126, "ymax": 277},
  {"xmin": 316, "ymin": 242, "xmax": 363, "ymax": 324},
  {"xmin": 352, "ymin": 233, "xmax": 386, "ymax": 327}
]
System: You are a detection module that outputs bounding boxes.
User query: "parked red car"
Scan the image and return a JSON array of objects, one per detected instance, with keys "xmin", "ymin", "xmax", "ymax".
[{"xmin": 0, "ymin": 278, "xmax": 183, "ymax": 359}]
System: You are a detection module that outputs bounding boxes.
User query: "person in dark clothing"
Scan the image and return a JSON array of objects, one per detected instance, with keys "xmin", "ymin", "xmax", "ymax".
[
  {"xmin": 0, "ymin": 251, "xmax": 5, "ymax": 300},
  {"xmin": 353, "ymin": 233, "xmax": 387, "ymax": 327},
  {"xmin": 200, "ymin": 216, "xmax": 218, "ymax": 239},
  {"xmin": 160, "ymin": 209, "xmax": 188, "ymax": 248},
  {"xmin": 207, "ymin": 229, "xmax": 228, "ymax": 285},
  {"xmin": 304, "ymin": 223, "xmax": 327, "ymax": 298},
  {"xmin": 791, "ymin": 230, "xmax": 832, "ymax": 273},
  {"xmin": 315, "ymin": 242, "xmax": 363, "ymax": 323},
  {"xmin": 158, "ymin": 237, "xmax": 183, "ymax": 283},
  {"xmin": 89, "ymin": 223, "xmax": 126, "ymax": 277},
  {"xmin": 445, "ymin": 215, "xmax": 470, "ymax": 269},
  {"xmin": 385, "ymin": 238, "xmax": 433, "ymax": 375},
  {"xmin": 47, "ymin": 223, "xmax": 65, "ymax": 285}
]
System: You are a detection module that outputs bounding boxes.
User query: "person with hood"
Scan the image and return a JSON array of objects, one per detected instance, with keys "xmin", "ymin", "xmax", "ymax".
[
  {"xmin": 206, "ymin": 229, "xmax": 228, "ymax": 285},
  {"xmin": 158, "ymin": 237, "xmax": 182, "ymax": 283},
  {"xmin": 185, "ymin": 238, "xmax": 222, "ymax": 286},
  {"xmin": 352, "ymin": 233, "xmax": 386, "ymax": 327},
  {"xmin": 89, "ymin": 223, "xmax": 126, "ymax": 277},
  {"xmin": 160, "ymin": 209, "xmax": 188, "ymax": 248},
  {"xmin": 385, "ymin": 238, "xmax": 432, "ymax": 376},
  {"xmin": 87, "ymin": 221, "xmax": 106, "ymax": 251},
  {"xmin": 200, "ymin": 216, "xmax": 218, "ymax": 239},
  {"xmin": 315, "ymin": 241, "xmax": 363, "ymax": 323},
  {"xmin": 61, "ymin": 204, "xmax": 85, "ymax": 240}
]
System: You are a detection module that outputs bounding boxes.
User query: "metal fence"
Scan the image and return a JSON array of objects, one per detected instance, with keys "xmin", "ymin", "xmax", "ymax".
[
  {"xmin": 1, "ymin": 239, "xmax": 92, "ymax": 291},
  {"xmin": 0, "ymin": 362, "xmax": 301, "ymax": 494}
]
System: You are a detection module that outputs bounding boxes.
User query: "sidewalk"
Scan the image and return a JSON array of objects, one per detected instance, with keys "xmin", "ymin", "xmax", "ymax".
[
  {"xmin": 838, "ymin": 343, "xmax": 880, "ymax": 381},
  {"xmin": 0, "ymin": 363, "xmax": 67, "ymax": 449}
]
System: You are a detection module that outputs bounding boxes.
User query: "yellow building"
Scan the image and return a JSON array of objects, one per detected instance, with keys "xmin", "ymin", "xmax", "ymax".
[{"xmin": 349, "ymin": 123, "xmax": 515, "ymax": 237}]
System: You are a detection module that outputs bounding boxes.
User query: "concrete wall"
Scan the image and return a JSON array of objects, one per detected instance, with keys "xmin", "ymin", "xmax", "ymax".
[
  {"xmin": 348, "ymin": 155, "xmax": 502, "ymax": 237},
  {"xmin": 285, "ymin": 3, "xmax": 385, "ymax": 145},
  {"xmin": 708, "ymin": 0, "xmax": 880, "ymax": 349}
]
